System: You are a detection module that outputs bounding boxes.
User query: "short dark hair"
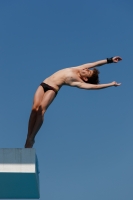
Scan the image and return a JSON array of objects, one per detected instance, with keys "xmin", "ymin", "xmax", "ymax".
[{"xmin": 85, "ymin": 68, "xmax": 100, "ymax": 84}]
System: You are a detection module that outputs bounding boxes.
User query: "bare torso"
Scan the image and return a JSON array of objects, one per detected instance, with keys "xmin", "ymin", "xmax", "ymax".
[{"xmin": 43, "ymin": 67, "xmax": 83, "ymax": 91}]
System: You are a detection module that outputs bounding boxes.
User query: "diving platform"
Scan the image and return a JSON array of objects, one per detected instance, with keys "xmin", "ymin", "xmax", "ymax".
[{"xmin": 0, "ymin": 148, "xmax": 40, "ymax": 199}]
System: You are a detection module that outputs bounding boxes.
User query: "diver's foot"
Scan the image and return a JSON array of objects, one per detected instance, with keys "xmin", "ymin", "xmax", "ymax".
[{"xmin": 25, "ymin": 138, "xmax": 35, "ymax": 148}]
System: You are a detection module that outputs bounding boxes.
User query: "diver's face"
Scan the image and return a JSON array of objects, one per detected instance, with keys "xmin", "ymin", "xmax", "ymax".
[{"xmin": 80, "ymin": 69, "xmax": 93, "ymax": 80}]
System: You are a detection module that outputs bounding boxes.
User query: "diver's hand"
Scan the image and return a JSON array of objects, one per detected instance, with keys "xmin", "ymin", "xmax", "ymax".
[
  {"xmin": 112, "ymin": 81, "xmax": 121, "ymax": 86},
  {"xmin": 112, "ymin": 56, "xmax": 122, "ymax": 63}
]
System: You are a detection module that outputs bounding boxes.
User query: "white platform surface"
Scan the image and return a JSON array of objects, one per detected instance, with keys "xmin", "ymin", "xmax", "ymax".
[{"xmin": 0, "ymin": 148, "xmax": 40, "ymax": 199}]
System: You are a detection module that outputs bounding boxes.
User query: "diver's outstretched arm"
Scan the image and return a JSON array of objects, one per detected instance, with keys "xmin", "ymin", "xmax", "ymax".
[
  {"xmin": 76, "ymin": 56, "xmax": 122, "ymax": 69},
  {"xmin": 69, "ymin": 81, "xmax": 121, "ymax": 90}
]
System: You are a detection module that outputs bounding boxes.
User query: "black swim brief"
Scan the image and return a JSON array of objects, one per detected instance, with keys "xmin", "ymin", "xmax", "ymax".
[{"xmin": 40, "ymin": 82, "xmax": 58, "ymax": 95}]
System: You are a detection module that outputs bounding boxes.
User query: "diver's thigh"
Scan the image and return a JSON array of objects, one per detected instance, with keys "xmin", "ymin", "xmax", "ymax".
[
  {"xmin": 40, "ymin": 90, "xmax": 56, "ymax": 111},
  {"xmin": 32, "ymin": 86, "xmax": 45, "ymax": 107}
]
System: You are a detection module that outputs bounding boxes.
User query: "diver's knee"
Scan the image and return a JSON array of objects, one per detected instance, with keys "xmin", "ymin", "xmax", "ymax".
[
  {"xmin": 37, "ymin": 106, "xmax": 46, "ymax": 116},
  {"xmin": 32, "ymin": 104, "xmax": 40, "ymax": 112}
]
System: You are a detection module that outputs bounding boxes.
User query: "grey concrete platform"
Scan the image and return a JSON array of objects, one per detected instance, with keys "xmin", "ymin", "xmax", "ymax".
[{"xmin": 0, "ymin": 148, "xmax": 40, "ymax": 199}]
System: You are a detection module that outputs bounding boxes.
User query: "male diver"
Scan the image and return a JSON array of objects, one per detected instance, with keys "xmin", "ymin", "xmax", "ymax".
[{"xmin": 25, "ymin": 56, "xmax": 122, "ymax": 148}]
